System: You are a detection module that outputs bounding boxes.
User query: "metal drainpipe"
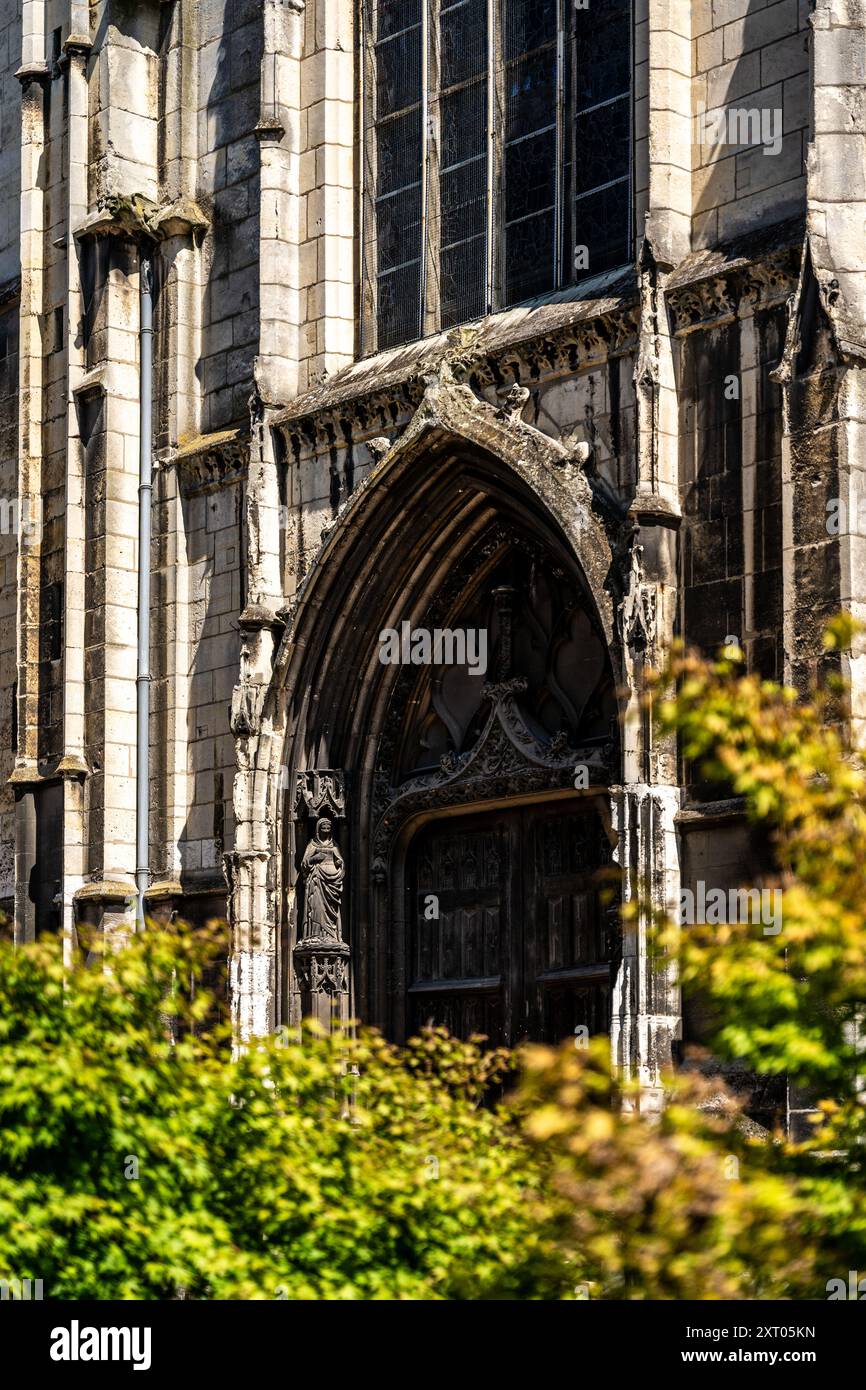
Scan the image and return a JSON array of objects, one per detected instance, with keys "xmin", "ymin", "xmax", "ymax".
[{"xmin": 135, "ymin": 250, "xmax": 154, "ymax": 931}]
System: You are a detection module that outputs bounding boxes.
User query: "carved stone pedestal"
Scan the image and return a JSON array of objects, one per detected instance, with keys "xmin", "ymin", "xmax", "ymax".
[{"xmin": 293, "ymin": 938, "xmax": 350, "ymax": 1031}]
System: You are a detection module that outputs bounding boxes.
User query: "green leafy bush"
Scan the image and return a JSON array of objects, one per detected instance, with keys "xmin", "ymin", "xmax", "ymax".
[
  {"xmin": 0, "ymin": 924, "xmax": 569, "ymax": 1299},
  {"xmin": 0, "ymin": 918, "xmax": 822, "ymax": 1301},
  {"xmin": 2, "ymin": 621, "xmax": 865, "ymax": 1299}
]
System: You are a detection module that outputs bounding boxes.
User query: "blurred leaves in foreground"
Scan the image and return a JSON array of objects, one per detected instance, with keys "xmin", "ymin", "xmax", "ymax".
[
  {"xmin": 0, "ymin": 923, "xmax": 819, "ymax": 1300},
  {"xmin": 1, "ymin": 620, "xmax": 865, "ymax": 1297}
]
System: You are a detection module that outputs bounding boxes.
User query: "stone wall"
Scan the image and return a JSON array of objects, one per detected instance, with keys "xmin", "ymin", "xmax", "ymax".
[
  {"xmin": 0, "ymin": 0, "xmax": 20, "ymax": 285},
  {"xmin": 0, "ymin": 294, "xmax": 17, "ymax": 922},
  {"xmin": 692, "ymin": 0, "xmax": 810, "ymax": 247},
  {"xmin": 0, "ymin": 0, "xmax": 20, "ymax": 922},
  {"xmin": 295, "ymin": 0, "xmax": 354, "ymax": 393}
]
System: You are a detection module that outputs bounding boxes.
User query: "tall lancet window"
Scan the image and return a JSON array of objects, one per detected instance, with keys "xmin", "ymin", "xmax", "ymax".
[{"xmin": 362, "ymin": 0, "xmax": 632, "ymax": 353}]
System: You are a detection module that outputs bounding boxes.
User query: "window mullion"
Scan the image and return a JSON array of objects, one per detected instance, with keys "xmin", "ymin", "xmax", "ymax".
[
  {"xmin": 485, "ymin": 0, "xmax": 496, "ymax": 314},
  {"xmin": 491, "ymin": 0, "xmax": 505, "ymax": 313},
  {"xmin": 422, "ymin": 0, "xmax": 445, "ymax": 336},
  {"xmin": 360, "ymin": 0, "xmax": 377, "ymax": 354},
  {"xmin": 420, "ymin": 0, "xmax": 430, "ymax": 333},
  {"xmin": 554, "ymin": 0, "xmax": 565, "ymax": 288}
]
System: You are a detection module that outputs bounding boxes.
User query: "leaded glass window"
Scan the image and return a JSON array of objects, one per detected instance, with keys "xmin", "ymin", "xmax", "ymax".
[
  {"xmin": 502, "ymin": 0, "xmax": 558, "ymax": 305},
  {"xmin": 438, "ymin": 0, "xmax": 489, "ymax": 328},
  {"xmin": 369, "ymin": 0, "xmax": 424, "ymax": 347},
  {"xmin": 362, "ymin": 0, "xmax": 632, "ymax": 353},
  {"xmin": 567, "ymin": 0, "xmax": 632, "ymax": 278}
]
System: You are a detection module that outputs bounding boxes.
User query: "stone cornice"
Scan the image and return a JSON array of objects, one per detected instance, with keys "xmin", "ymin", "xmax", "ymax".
[
  {"xmin": 74, "ymin": 195, "xmax": 160, "ymax": 242},
  {"xmin": 56, "ymin": 754, "xmax": 89, "ymax": 780},
  {"xmin": 627, "ymin": 492, "xmax": 681, "ymax": 526},
  {"xmin": 168, "ymin": 427, "xmax": 249, "ymax": 495},
  {"xmin": 63, "ymin": 33, "xmax": 93, "ymax": 58},
  {"xmin": 676, "ymin": 797, "xmax": 747, "ymax": 826},
  {"xmin": 7, "ymin": 752, "xmax": 87, "ymax": 789},
  {"xmin": 665, "ymin": 250, "xmax": 801, "ymax": 336},
  {"xmin": 664, "ymin": 222, "xmax": 803, "ymax": 337},
  {"xmin": 144, "ymin": 879, "xmax": 183, "ymax": 901},
  {"xmin": 255, "ymin": 118, "xmax": 286, "ymax": 141},
  {"xmin": 238, "ymin": 602, "xmax": 284, "ymax": 632},
  {"xmin": 73, "ymin": 880, "xmax": 136, "ymax": 903},
  {"xmin": 276, "ymin": 315, "xmax": 643, "ymax": 453},
  {"xmin": 272, "ymin": 271, "xmax": 640, "ymax": 443},
  {"xmin": 15, "ymin": 62, "xmax": 50, "ymax": 85},
  {"xmin": 151, "ymin": 199, "xmax": 210, "ymax": 239}
]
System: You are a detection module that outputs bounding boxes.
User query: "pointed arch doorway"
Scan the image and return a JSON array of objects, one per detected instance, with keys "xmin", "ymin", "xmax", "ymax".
[
  {"xmin": 270, "ymin": 380, "xmax": 628, "ymax": 1050},
  {"xmin": 368, "ymin": 535, "xmax": 621, "ymax": 1046}
]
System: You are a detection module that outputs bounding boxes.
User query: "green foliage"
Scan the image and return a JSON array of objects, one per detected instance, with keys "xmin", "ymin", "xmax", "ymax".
[
  {"xmin": 0, "ymin": 916, "xmax": 831, "ymax": 1301},
  {"xmin": 2, "ymin": 623, "xmax": 865, "ymax": 1299},
  {"xmin": 515, "ymin": 1039, "xmax": 817, "ymax": 1300},
  {"xmin": 649, "ymin": 627, "xmax": 866, "ymax": 1291},
  {"xmin": 653, "ymin": 634, "xmax": 866, "ymax": 1096},
  {"xmin": 0, "ymin": 924, "xmax": 569, "ymax": 1299}
]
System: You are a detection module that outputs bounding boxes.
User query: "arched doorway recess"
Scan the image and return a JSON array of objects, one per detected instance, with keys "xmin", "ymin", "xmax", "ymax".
[{"xmin": 227, "ymin": 369, "xmax": 680, "ymax": 1094}]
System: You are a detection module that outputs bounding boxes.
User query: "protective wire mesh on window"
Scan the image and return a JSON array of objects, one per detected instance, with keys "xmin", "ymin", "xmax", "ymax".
[{"xmin": 363, "ymin": 0, "xmax": 632, "ymax": 354}]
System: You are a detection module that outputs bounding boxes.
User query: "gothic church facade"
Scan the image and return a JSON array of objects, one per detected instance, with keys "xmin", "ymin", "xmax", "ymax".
[{"xmin": 1, "ymin": 0, "xmax": 864, "ymax": 1107}]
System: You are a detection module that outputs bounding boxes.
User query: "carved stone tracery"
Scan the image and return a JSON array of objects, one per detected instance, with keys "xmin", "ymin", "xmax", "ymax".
[
  {"xmin": 371, "ymin": 557, "xmax": 617, "ymax": 863},
  {"xmin": 276, "ymin": 297, "xmax": 642, "ymax": 460},
  {"xmin": 666, "ymin": 247, "xmax": 801, "ymax": 336},
  {"xmin": 230, "ymin": 683, "xmax": 266, "ymax": 738},
  {"xmin": 617, "ymin": 536, "xmax": 657, "ymax": 655},
  {"xmin": 294, "ymin": 770, "xmax": 346, "ymax": 821},
  {"xmin": 293, "ymin": 941, "xmax": 350, "ymax": 996}
]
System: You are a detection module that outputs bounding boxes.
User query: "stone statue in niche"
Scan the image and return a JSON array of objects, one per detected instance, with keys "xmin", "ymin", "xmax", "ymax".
[{"xmin": 300, "ymin": 817, "xmax": 344, "ymax": 943}]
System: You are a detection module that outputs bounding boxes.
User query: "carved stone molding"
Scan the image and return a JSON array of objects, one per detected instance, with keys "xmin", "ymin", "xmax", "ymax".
[
  {"xmin": 278, "ymin": 381, "xmax": 425, "ymax": 458},
  {"xmin": 371, "ymin": 856, "xmax": 388, "ymax": 886},
  {"xmin": 273, "ymin": 296, "xmax": 641, "ymax": 455},
  {"xmin": 617, "ymin": 537, "xmax": 657, "ymax": 655},
  {"xmin": 740, "ymin": 251, "xmax": 801, "ymax": 311},
  {"xmin": 667, "ymin": 275, "xmax": 738, "ymax": 335},
  {"xmin": 666, "ymin": 248, "xmax": 801, "ymax": 336},
  {"xmin": 294, "ymin": 770, "xmax": 346, "ymax": 821},
  {"xmin": 174, "ymin": 436, "xmax": 249, "ymax": 496},
  {"xmin": 368, "ymin": 516, "xmax": 622, "ymax": 824},
  {"xmin": 372, "ymin": 677, "xmax": 615, "ymax": 862},
  {"xmin": 293, "ymin": 940, "xmax": 350, "ymax": 996},
  {"xmin": 495, "ymin": 383, "xmax": 530, "ymax": 424}
]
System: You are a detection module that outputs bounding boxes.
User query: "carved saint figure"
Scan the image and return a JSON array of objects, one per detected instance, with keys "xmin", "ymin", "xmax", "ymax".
[{"xmin": 300, "ymin": 817, "xmax": 344, "ymax": 942}]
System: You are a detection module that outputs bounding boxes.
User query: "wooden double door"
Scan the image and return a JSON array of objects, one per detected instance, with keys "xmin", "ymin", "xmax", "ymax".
[{"xmin": 406, "ymin": 800, "xmax": 616, "ymax": 1046}]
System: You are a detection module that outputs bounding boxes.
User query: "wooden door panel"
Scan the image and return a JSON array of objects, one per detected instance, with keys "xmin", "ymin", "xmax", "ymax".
[
  {"xmin": 409, "ymin": 820, "xmax": 507, "ymax": 1020},
  {"xmin": 542, "ymin": 981, "xmax": 611, "ymax": 1047},
  {"xmin": 407, "ymin": 801, "xmax": 615, "ymax": 1047},
  {"xmin": 417, "ymin": 902, "xmax": 503, "ymax": 984},
  {"xmin": 528, "ymin": 804, "xmax": 614, "ymax": 1044},
  {"xmin": 542, "ymin": 890, "xmax": 604, "ymax": 970},
  {"xmin": 408, "ymin": 987, "xmax": 504, "ymax": 1046}
]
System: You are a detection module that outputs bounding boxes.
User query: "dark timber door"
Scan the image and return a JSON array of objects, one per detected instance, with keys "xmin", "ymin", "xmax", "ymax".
[{"xmin": 407, "ymin": 802, "xmax": 614, "ymax": 1046}]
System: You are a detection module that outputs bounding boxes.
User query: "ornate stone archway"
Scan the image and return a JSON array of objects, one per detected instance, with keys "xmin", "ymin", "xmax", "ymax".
[{"xmin": 227, "ymin": 364, "xmax": 681, "ymax": 1096}]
